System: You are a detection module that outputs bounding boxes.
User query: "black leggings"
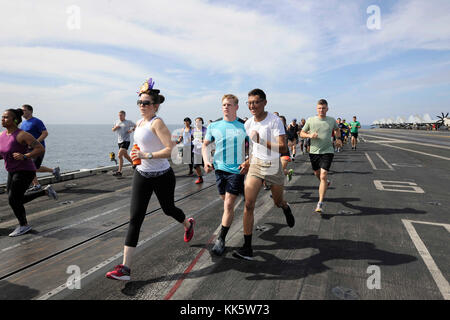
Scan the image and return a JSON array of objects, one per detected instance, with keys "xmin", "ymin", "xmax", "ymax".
[
  {"xmin": 125, "ymin": 168, "xmax": 186, "ymax": 247},
  {"xmin": 7, "ymin": 171, "xmax": 45, "ymax": 226}
]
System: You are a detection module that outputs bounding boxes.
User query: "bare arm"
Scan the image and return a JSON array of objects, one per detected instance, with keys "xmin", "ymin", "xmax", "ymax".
[
  {"xmin": 14, "ymin": 131, "xmax": 45, "ymax": 160},
  {"xmin": 37, "ymin": 129, "xmax": 48, "ymax": 143},
  {"xmin": 249, "ymin": 131, "xmax": 288, "ymax": 153},
  {"xmin": 149, "ymin": 119, "xmax": 174, "ymax": 159},
  {"xmin": 202, "ymin": 139, "xmax": 214, "ymax": 173},
  {"xmin": 300, "ymin": 130, "xmax": 318, "ymax": 139}
]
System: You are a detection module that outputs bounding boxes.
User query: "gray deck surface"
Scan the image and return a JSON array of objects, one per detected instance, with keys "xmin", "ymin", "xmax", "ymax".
[{"xmin": 0, "ymin": 129, "xmax": 449, "ymax": 300}]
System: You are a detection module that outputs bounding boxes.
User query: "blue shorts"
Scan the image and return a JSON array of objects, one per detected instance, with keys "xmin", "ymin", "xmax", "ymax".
[{"xmin": 215, "ymin": 170, "xmax": 245, "ymax": 196}]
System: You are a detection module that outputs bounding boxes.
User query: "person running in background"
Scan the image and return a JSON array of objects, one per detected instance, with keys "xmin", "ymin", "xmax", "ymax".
[
  {"xmin": 202, "ymin": 94, "xmax": 249, "ymax": 256},
  {"xmin": 300, "ymin": 99, "xmax": 341, "ymax": 214},
  {"xmin": 106, "ymin": 79, "xmax": 194, "ymax": 281},
  {"xmin": 298, "ymin": 118, "xmax": 307, "ymax": 155},
  {"xmin": 1, "ymin": 108, "xmax": 58, "ymax": 237},
  {"xmin": 192, "ymin": 117, "xmax": 207, "ymax": 184},
  {"xmin": 342, "ymin": 119, "xmax": 350, "ymax": 144},
  {"xmin": 336, "ymin": 118, "xmax": 348, "ymax": 152},
  {"xmin": 177, "ymin": 117, "xmax": 194, "ymax": 175},
  {"xmin": 20, "ymin": 104, "xmax": 60, "ymax": 191},
  {"xmin": 112, "ymin": 110, "xmax": 136, "ymax": 176},
  {"xmin": 286, "ymin": 118, "xmax": 299, "ymax": 160},
  {"xmin": 349, "ymin": 116, "xmax": 361, "ymax": 150},
  {"xmin": 234, "ymin": 88, "xmax": 295, "ymax": 261},
  {"xmin": 279, "ymin": 115, "xmax": 294, "ymax": 182}
]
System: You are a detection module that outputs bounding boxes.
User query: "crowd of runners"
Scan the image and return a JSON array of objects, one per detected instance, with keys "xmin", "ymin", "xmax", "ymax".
[
  {"xmin": 0, "ymin": 77, "xmax": 362, "ymax": 281},
  {"xmin": 104, "ymin": 79, "xmax": 362, "ymax": 280}
]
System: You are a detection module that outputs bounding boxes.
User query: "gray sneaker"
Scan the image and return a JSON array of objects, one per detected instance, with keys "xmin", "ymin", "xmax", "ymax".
[
  {"xmin": 27, "ymin": 184, "xmax": 42, "ymax": 192},
  {"xmin": 211, "ymin": 238, "xmax": 225, "ymax": 256},
  {"xmin": 44, "ymin": 185, "xmax": 58, "ymax": 200},
  {"xmin": 9, "ymin": 225, "xmax": 32, "ymax": 237},
  {"xmin": 53, "ymin": 167, "xmax": 61, "ymax": 181}
]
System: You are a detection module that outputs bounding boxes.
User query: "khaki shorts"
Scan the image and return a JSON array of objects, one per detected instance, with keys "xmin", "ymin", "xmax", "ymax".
[{"xmin": 247, "ymin": 157, "xmax": 285, "ymax": 186}]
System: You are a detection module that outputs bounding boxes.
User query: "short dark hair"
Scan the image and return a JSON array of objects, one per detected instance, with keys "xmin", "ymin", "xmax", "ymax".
[
  {"xmin": 119, "ymin": 110, "xmax": 126, "ymax": 115},
  {"xmin": 22, "ymin": 104, "xmax": 33, "ymax": 112},
  {"xmin": 248, "ymin": 88, "xmax": 266, "ymax": 101},
  {"xmin": 195, "ymin": 117, "xmax": 204, "ymax": 124},
  {"xmin": 6, "ymin": 108, "xmax": 24, "ymax": 125},
  {"xmin": 317, "ymin": 99, "xmax": 328, "ymax": 106}
]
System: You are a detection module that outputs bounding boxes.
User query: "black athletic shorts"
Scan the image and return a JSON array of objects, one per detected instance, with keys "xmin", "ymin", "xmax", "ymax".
[
  {"xmin": 215, "ymin": 170, "xmax": 245, "ymax": 196},
  {"xmin": 351, "ymin": 132, "xmax": 358, "ymax": 138},
  {"xmin": 287, "ymin": 135, "xmax": 298, "ymax": 143},
  {"xmin": 118, "ymin": 141, "xmax": 131, "ymax": 150},
  {"xmin": 309, "ymin": 153, "xmax": 334, "ymax": 171},
  {"xmin": 33, "ymin": 154, "xmax": 45, "ymax": 169}
]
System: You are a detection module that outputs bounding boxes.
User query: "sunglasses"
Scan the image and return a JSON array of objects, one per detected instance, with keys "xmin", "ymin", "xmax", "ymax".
[
  {"xmin": 246, "ymin": 100, "xmax": 263, "ymax": 106},
  {"xmin": 137, "ymin": 100, "xmax": 155, "ymax": 106}
]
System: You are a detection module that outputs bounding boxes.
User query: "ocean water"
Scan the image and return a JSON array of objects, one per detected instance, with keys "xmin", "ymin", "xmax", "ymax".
[
  {"xmin": 0, "ymin": 124, "xmax": 183, "ymax": 185},
  {"xmin": 1, "ymin": 123, "xmax": 371, "ymax": 184}
]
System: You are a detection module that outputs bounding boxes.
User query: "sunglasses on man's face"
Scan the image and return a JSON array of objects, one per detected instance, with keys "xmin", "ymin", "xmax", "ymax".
[{"xmin": 137, "ymin": 100, "xmax": 155, "ymax": 106}]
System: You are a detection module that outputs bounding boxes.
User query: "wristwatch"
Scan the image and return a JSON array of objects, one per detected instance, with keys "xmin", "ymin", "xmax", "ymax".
[
  {"xmin": 147, "ymin": 153, "xmax": 153, "ymax": 159},
  {"xmin": 23, "ymin": 154, "xmax": 28, "ymax": 160}
]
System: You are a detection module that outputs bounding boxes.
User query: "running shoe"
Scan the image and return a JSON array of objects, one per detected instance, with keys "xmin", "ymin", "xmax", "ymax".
[
  {"xmin": 44, "ymin": 185, "xmax": 58, "ymax": 200},
  {"xmin": 53, "ymin": 167, "xmax": 61, "ymax": 181},
  {"xmin": 282, "ymin": 203, "xmax": 295, "ymax": 227},
  {"xmin": 27, "ymin": 184, "xmax": 42, "ymax": 192},
  {"xmin": 106, "ymin": 264, "xmax": 131, "ymax": 281},
  {"xmin": 9, "ymin": 225, "xmax": 32, "ymax": 237},
  {"xmin": 315, "ymin": 202, "xmax": 323, "ymax": 213},
  {"xmin": 184, "ymin": 218, "xmax": 195, "ymax": 242},
  {"xmin": 195, "ymin": 177, "xmax": 203, "ymax": 184},
  {"xmin": 112, "ymin": 171, "xmax": 122, "ymax": 177},
  {"xmin": 211, "ymin": 237, "xmax": 225, "ymax": 256},
  {"xmin": 287, "ymin": 169, "xmax": 294, "ymax": 182},
  {"xmin": 233, "ymin": 246, "xmax": 254, "ymax": 261}
]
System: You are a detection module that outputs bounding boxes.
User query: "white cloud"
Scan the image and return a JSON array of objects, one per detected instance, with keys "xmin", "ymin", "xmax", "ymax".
[{"xmin": 0, "ymin": 0, "xmax": 449, "ymax": 124}]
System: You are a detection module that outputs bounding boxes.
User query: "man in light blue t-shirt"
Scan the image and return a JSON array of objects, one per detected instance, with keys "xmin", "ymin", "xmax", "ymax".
[{"xmin": 202, "ymin": 94, "xmax": 249, "ymax": 256}]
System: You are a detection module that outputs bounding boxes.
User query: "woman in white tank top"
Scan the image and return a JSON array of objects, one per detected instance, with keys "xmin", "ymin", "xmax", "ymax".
[{"xmin": 106, "ymin": 79, "xmax": 195, "ymax": 281}]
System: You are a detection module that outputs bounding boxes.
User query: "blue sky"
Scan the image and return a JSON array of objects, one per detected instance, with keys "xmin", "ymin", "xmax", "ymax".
[{"xmin": 0, "ymin": 0, "xmax": 449, "ymax": 125}]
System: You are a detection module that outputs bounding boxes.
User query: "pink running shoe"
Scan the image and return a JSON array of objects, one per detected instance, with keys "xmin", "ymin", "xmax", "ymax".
[{"xmin": 106, "ymin": 264, "xmax": 130, "ymax": 281}]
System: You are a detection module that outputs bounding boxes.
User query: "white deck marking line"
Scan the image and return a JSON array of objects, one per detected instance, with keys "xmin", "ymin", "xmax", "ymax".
[
  {"xmin": 36, "ymin": 197, "xmax": 222, "ymax": 300},
  {"xmin": 365, "ymin": 152, "xmax": 377, "ymax": 170},
  {"xmin": 362, "ymin": 134, "xmax": 450, "ymax": 150},
  {"xmin": 365, "ymin": 152, "xmax": 394, "ymax": 170},
  {"xmin": 376, "ymin": 153, "xmax": 394, "ymax": 171},
  {"xmin": 379, "ymin": 143, "xmax": 450, "ymax": 161},
  {"xmin": 402, "ymin": 219, "xmax": 450, "ymax": 300}
]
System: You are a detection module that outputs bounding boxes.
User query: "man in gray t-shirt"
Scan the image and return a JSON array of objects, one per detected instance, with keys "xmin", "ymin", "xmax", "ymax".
[
  {"xmin": 300, "ymin": 99, "xmax": 341, "ymax": 213},
  {"xmin": 112, "ymin": 110, "xmax": 136, "ymax": 176}
]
